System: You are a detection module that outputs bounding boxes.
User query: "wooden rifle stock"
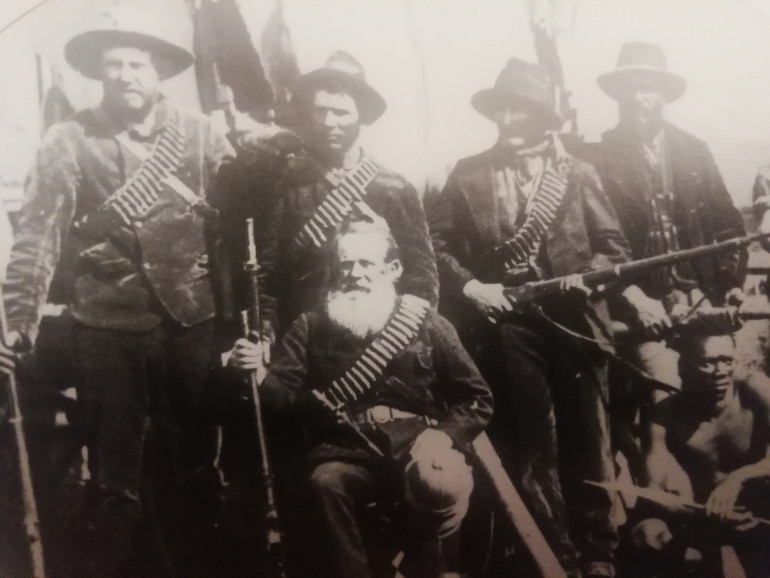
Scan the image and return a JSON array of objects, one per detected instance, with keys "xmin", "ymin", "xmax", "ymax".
[
  {"xmin": 473, "ymin": 433, "xmax": 566, "ymax": 578},
  {"xmin": 0, "ymin": 290, "xmax": 45, "ymax": 577},
  {"xmin": 243, "ymin": 218, "xmax": 286, "ymax": 578},
  {"xmin": 504, "ymin": 233, "xmax": 769, "ymax": 305}
]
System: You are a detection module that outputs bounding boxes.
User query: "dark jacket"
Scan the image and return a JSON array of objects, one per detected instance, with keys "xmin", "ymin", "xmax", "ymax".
[
  {"xmin": 592, "ymin": 123, "xmax": 746, "ymax": 302},
  {"xmin": 218, "ymin": 142, "xmax": 439, "ymax": 337},
  {"xmin": 260, "ymin": 306, "xmax": 493, "ymax": 464},
  {"xmin": 3, "ymin": 102, "xmax": 234, "ymax": 340},
  {"xmin": 426, "ymin": 145, "xmax": 630, "ymax": 340}
]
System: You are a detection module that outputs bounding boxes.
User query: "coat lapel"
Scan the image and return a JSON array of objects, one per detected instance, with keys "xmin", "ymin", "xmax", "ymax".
[
  {"xmin": 462, "ymin": 150, "xmax": 502, "ymax": 248},
  {"xmin": 664, "ymin": 124, "xmax": 700, "ymax": 212},
  {"xmin": 602, "ymin": 127, "xmax": 650, "ymax": 213}
]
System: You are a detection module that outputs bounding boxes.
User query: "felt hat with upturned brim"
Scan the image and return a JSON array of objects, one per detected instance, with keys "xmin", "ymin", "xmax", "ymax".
[
  {"xmin": 293, "ymin": 51, "xmax": 387, "ymax": 125},
  {"xmin": 471, "ymin": 57, "xmax": 562, "ymax": 129},
  {"xmin": 598, "ymin": 42, "xmax": 686, "ymax": 103},
  {"xmin": 64, "ymin": 6, "xmax": 193, "ymax": 81}
]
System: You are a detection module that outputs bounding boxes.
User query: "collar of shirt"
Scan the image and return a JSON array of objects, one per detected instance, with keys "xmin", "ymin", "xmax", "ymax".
[
  {"xmin": 324, "ymin": 144, "xmax": 364, "ymax": 187},
  {"xmin": 641, "ymin": 130, "xmax": 665, "ymax": 169}
]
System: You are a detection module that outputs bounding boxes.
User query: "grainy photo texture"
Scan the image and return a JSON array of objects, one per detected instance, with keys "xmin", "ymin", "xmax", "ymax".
[{"xmin": 1, "ymin": 1, "xmax": 770, "ymax": 577}]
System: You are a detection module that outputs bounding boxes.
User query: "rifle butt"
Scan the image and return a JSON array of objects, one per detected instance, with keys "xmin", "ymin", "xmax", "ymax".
[{"xmin": 472, "ymin": 432, "xmax": 566, "ymax": 578}]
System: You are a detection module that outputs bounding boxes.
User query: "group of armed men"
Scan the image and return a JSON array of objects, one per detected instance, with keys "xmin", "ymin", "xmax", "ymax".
[{"xmin": 2, "ymin": 6, "xmax": 770, "ymax": 578}]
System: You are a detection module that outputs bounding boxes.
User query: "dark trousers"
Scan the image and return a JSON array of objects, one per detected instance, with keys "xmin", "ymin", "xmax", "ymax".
[
  {"xmin": 309, "ymin": 449, "xmax": 472, "ymax": 578},
  {"xmin": 488, "ymin": 310, "xmax": 618, "ymax": 575},
  {"xmin": 72, "ymin": 319, "xmax": 218, "ymax": 575}
]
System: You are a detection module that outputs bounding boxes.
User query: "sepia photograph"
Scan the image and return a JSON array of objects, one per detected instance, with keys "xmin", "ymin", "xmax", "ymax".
[{"xmin": 2, "ymin": 0, "xmax": 770, "ymax": 576}]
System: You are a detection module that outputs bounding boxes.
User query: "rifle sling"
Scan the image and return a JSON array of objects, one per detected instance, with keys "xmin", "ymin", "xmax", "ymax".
[{"xmin": 529, "ymin": 304, "xmax": 682, "ymax": 397}]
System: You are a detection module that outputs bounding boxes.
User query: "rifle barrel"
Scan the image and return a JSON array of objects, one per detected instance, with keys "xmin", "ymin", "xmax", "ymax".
[
  {"xmin": 241, "ymin": 219, "xmax": 286, "ymax": 578},
  {"xmin": 0, "ymin": 291, "xmax": 45, "ymax": 577},
  {"xmin": 506, "ymin": 233, "xmax": 768, "ymax": 304}
]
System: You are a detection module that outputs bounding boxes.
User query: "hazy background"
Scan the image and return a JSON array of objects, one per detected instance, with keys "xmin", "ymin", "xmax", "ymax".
[{"xmin": 1, "ymin": 0, "xmax": 769, "ymax": 209}]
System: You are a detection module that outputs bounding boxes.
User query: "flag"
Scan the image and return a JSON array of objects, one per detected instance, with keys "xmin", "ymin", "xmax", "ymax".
[
  {"xmin": 191, "ymin": 0, "xmax": 273, "ymax": 116},
  {"xmin": 260, "ymin": 0, "xmax": 300, "ymax": 120}
]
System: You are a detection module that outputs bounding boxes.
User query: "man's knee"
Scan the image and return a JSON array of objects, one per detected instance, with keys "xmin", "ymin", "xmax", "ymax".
[
  {"xmin": 630, "ymin": 518, "xmax": 673, "ymax": 551},
  {"xmin": 403, "ymin": 447, "xmax": 473, "ymax": 538},
  {"xmin": 309, "ymin": 461, "xmax": 368, "ymax": 500}
]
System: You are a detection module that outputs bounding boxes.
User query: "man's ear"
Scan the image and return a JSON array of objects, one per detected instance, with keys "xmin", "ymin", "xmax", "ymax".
[{"xmin": 388, "ymin": 258, "xmax": 403, "ymax": 282}]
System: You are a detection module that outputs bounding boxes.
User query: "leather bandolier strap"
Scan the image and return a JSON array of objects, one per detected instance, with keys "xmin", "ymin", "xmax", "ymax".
[
  {"xmin": 492, "ymin": 156, "xmax": 569, "ymax": 273},
  {"xmin": 292, "ymin": 154, "xmax": 380, "ymax": 252},
  {"xmin": 313, "ymin": 295, "xmax": 430, "ymax": 410},
  {"xmin": 76, "ymin": 108, "xmax": 185, "ymax": 234}
]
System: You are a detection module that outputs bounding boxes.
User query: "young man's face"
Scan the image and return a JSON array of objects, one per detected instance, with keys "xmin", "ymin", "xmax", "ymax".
[
  {"xmin": 686, "ymin": 335, "xmax": 736, "ymax": 409},
  {"xmin": 494, "ymin": 103, "xmax": 545, "ymax": 148},
  {"xmin": 100, "ymin": 46, "xmax": 161, "ymax": 119},
  {"xmin": 308, "ymin": 89, "xmax": 362, "ymax": 156},
  {"xmin": 615, "ymin": 74, "xmax": 665, "ymax": 138}
]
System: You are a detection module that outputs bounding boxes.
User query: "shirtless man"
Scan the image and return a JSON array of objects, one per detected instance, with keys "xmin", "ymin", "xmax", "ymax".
[{"xmin": 638, "ymin": 314, "xmax": 770, "ymax": 576}]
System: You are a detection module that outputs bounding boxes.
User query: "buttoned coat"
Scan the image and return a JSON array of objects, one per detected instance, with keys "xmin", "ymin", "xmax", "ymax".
[
  {"xmin": 3, "ymin": 102, "xmax": 234, "ymax": 340},
  {"xmin": 592, "ymin": 123, "xmax": 746, "ymax": 303},
  {"xmin": 260, "ymin": 306, "xmax": 493, "ymax": 465},
  {"xmin": 427, "ymin": 145, "xmax": 630, "ymax": 344}
]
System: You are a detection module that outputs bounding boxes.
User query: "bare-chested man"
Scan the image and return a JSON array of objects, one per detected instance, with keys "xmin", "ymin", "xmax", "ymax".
[{"xmin": 637, "ymin": 315, "xmax": 770, "ymax": 576}]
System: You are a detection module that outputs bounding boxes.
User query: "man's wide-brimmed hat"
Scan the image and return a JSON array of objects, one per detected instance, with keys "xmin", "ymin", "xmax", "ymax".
[
  {"xmin": 471, "ymin": 58, "xmax": 561, "ymax": 128},
  {"xmin": 598, "ymin": 42, "xmax": 686, "ymax": 103},
  {"xmin": 64, "ymin": 6, "xmax": 193, "ymax": 80},
  {"xmin": 294, "ymin": 51, "xmax": 387, "ymax": 125}
]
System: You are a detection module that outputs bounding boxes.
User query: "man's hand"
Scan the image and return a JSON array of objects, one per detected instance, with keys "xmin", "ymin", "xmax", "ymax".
[
  {"xmin": 409, "ymin": 428, "xmax": 453, "ymax": 462},
  {"xmin": 622, "ymin": 285, "xmax": 672, "ymax": 338},
  {"xmin": 236, "ymin": 120, "xmax": 303, "ymax": 158},
  {"xmin": 559, "ymin": 273, "xmax": 592, "ymax": 298},
  {"xmin": 227, "ymin": 334, "xmax": 268, "ymax": 383},
  {"xmin": 725, "ymin": 287, "xmax": 745, "ymax": 308},
  {"xmin": 463, "ymin": 280, "xmax": 512, "ymax": 323},
  {"xmin": 0, "ymin": 331, "xmax": 24, "ymax": 375},
  {"xmin": 706, "ymin": 474, "xmax": 744, "ymax": 521}
]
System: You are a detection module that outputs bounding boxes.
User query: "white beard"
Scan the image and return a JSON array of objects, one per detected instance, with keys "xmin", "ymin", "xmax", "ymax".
[{"xmin": 326, "ymin": 283, "xmax": 397, "ymax": 339}]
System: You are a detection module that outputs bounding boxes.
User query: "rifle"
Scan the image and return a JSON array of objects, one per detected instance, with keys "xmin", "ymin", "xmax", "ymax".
[
  {"xmin": 504, "ymin": 233, "xmax": 768, "ymax": 306},
  {"xmin": 473, "ymin": 433, "xmax": 567, "ymax": 578},
  {"xmin": 585, "ymin": 480, "xmax": 770, "ymax": 527},
  {"xmin": 530, "ymin": 0, "xmax": 576, "ymax": 134},
  {"xmin": 0, "ymin": 290, "xmax": 45, "ymax": 577},
  {"xmin": 242, "ymin": 217, "xmax": 286, "ymax": 578}
]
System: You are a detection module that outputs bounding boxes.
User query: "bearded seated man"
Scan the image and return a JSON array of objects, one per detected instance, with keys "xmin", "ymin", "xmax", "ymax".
[
  {"xmin": 228, "ymin": 218, "xmax": 493, "ymax": 578},
  {"xmin": 625, "ymin": 314, "xmax": 770, "ymax": 577}
]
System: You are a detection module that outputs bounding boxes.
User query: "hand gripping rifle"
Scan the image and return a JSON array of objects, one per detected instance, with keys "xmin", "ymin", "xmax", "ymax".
[
  {"xmin": 242, "ymin": 218, "xmax": 286, "ymax": 578},
  {"xmin": 0, "ymin": 290, "xmax": 45, "ymax": 577},
  {"xmin": 503, "ymin": 233, "xmax": 768, "ymax": 306}
]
